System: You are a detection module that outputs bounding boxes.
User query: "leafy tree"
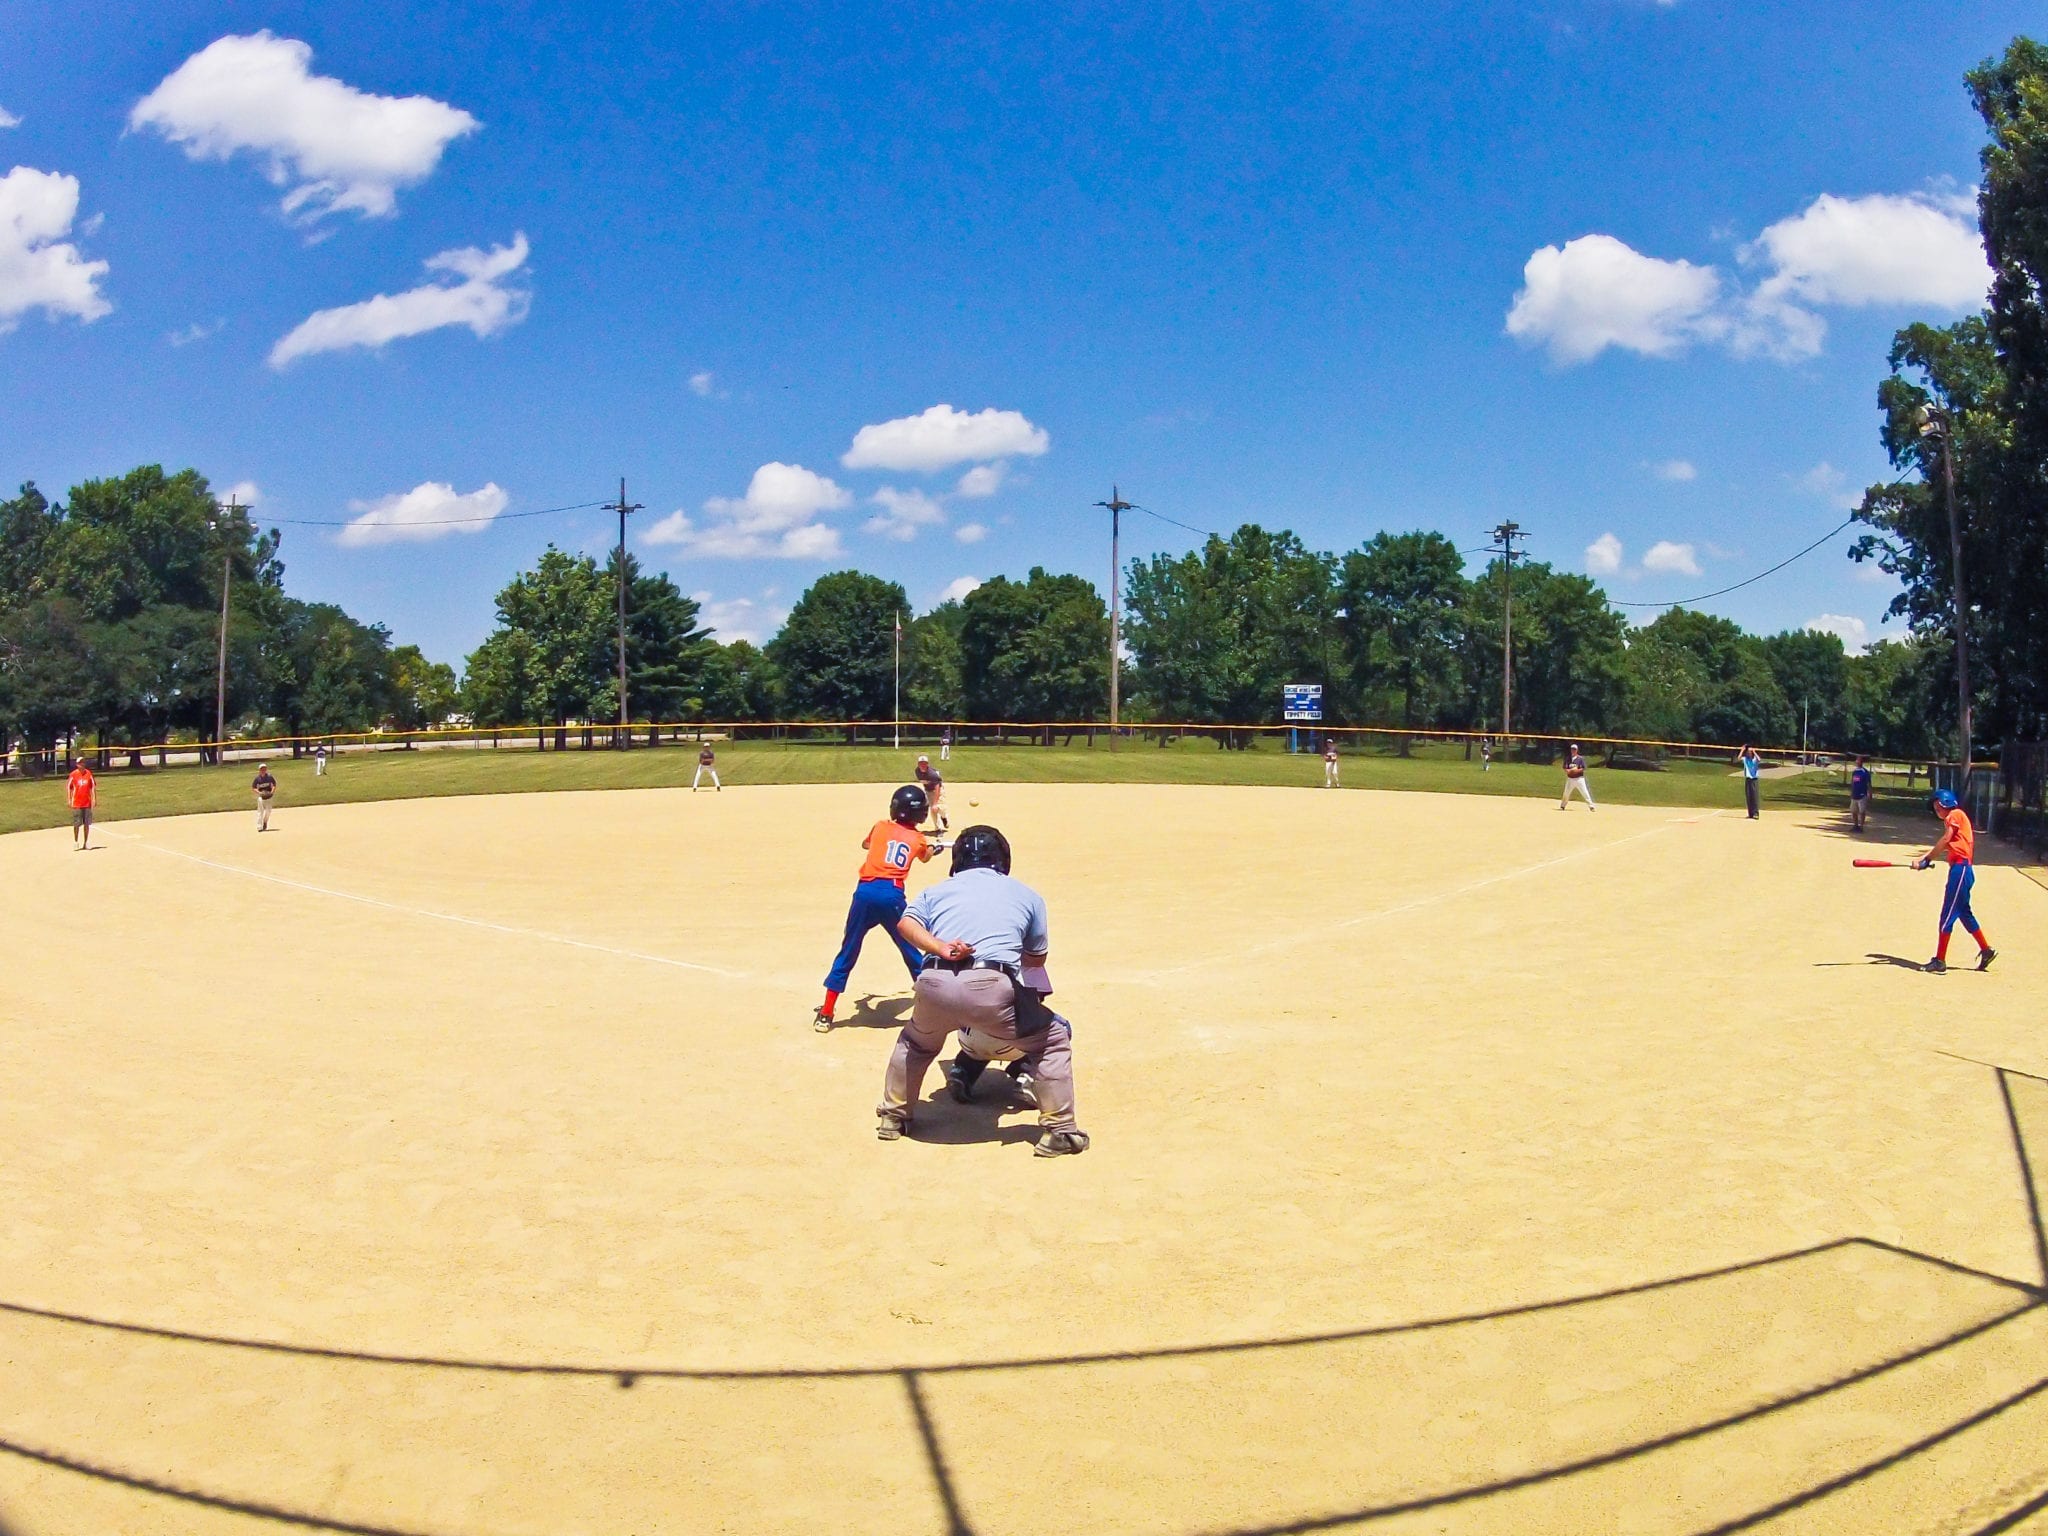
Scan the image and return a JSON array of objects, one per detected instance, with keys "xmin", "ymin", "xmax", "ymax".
[
  {"xmin": 1124, "ymin": 525, "xmax": 1336, "ymax": 741},
  {"xmin": 1760, "ymin": 629, "xmax": 1850, "ymax": 748},
  {"xmin": 463, "ymin": 629, "xmax": 542, "ymax": 728},
  {"xmin": 767, "ymin": 571, "xmax": 909, "ymax": 723},
  {"xmin": 699, "ymin": 640, "xmax": 784, "ymax": 721},
  {"xmin": 1694, "ymin": 648, "xmax": 1794, "ymax": 746},
  {"xmin": 387, "ymin": 644, "xmax": 460, "ymax": 731},
  {"xmin": 959, "ymin": 567, "xmax": 1109, "ymax": 725},
  {"xmin": 1845, "ymin": 637, "xmax": 1945, "ymax": 759},
  {"xmin": 906, "ymin": 601, "xmax": 967, "ymax": 721},
  {"xmin": 468, "ymin": 547, "xmax": 614, "ymax": 736},
  {"xmin": 1460, "ymin": 559, "xmax": 1625, "ymax": 739},
  {"xmin": 1339, "ymin": 531, "xmax": 1466, "ymax": 735},
  {"xmin": 603, "ymin": 550, "xmax": 714, "ymax": 723},
  {"xmin": 1618, "ymin": 632, "xmax": 1713, "ymax": 744}
]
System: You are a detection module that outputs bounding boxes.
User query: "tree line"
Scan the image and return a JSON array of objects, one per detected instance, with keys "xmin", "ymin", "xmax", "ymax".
[
  {"xmin": 1849, "ymin": 37, "xmax": 2048, "ymax": 758},
  {"xmin": 0, "ymin": 467, "xmax": 454, "ymax": 769},
  {"xmin": 0, "ymin": 469, "xmax": 1950, "ymax": 767}
]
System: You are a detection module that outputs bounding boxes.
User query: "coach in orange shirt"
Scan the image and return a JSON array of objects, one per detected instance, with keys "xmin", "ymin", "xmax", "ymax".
[
  {"xmin": 66, "ymin": 754, "xmax": 97, "ymax": 851},
  {"xmin": 812, "ymin": 784, "xmax": 944, "ymax": 1030}
]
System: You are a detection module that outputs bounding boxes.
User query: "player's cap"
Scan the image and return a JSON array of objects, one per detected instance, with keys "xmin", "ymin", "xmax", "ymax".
[
  {"xmin": 1933, "ymin": 788, "xmax": 1960, "ymax": 811},
  {"xmin": 890, "ymin": 783, "xmax": 929, "ymax": 824},
  {"xmin": 917, "ymin": 754, "xmax": 929, "ymax": 762}
]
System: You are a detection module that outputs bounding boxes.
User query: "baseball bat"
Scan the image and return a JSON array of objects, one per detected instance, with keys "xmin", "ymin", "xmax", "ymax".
[{"xmin": 1852, "ymin": 858, "xmax": 1913, "ymax": 868}]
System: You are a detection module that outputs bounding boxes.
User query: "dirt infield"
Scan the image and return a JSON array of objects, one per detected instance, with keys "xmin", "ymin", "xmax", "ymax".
[{"xmin": 1, "ymin": 782, "xmax": 2044, "ymax": 1533}]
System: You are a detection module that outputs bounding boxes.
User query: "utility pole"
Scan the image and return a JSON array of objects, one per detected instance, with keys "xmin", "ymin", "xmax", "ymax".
[
  {"xmin": 1095, "ymin": 485, "xmax": 1134, "ymax": 739},
  {"xmin": 893, "ymin": 607, "xmax": 903, "ymax": 750},
  {"xmin": 1488, "ymin": 520, "xmax": 1524, "ymax": 746},
  {"xmin": 1919, "ymin": 408, "xmax": 1972, "ymax": 794},
  {"xmin": 611, "ymin": 478, "xmax": 642, "ymax": 745},
  {"xmin": 212, "ymin": 495, "xmax": 239, "ymax": 766}
]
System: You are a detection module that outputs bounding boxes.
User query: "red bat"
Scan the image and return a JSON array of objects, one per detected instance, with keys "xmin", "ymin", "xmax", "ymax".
[{"xmin": 1852, "ymin": 858, "xmax": 1912, "ymax": 868}]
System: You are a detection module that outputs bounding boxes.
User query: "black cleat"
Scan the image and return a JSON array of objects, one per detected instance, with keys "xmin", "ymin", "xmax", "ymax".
[
  {"xmin": 1924, "ymin": 957, "xmax": 1947, "ymax": 974},
  {"xmin": 948, "ymin": 1056, "xmax": 992, "ymax": 1103},
  {"xmin": 1977, "ymin": 948, "xmax": 1998, "ymax": 972},
  {"xmin": 812, "ymin": 1008, "xmax": 834, "ymax": 1032}
]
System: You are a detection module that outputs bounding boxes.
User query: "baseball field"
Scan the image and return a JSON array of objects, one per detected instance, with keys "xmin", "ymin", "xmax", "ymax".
[{"xmin": 1, "ymin": 777, "xmax": 2044, "ymax": 1533}]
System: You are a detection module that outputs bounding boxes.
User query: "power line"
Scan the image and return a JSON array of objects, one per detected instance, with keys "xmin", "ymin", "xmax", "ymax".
[
  {"xmin": 1607, "ymin": 518, "xmax": 1856, "ymax": 609},
  {"xmin": 1129, "ymin": 503, "xmax": 1214, "ymax": 538},
  {"xmin": 261, "ymin": 498, "xmax": 611, "ymax": 530}
]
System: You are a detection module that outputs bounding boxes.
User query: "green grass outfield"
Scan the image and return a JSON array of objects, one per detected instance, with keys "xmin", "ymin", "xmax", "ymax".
[{"xmin": 0, "ymin": 735, "xmax": 1912, "ymax": 838}]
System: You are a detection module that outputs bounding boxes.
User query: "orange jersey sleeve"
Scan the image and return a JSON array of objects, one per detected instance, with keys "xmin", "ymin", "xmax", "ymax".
[
  {"xmin": 858, "ymin": 820, "xmax": 929, "ymax": 884},
  {"xmin": 1943, "ymin": 807, "xmax": 1975, "ymax": 864}
]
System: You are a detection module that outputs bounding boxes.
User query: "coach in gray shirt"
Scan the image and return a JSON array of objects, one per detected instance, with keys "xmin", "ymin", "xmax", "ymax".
[{"xmin": 874, "ymin": 825, "xmax": 1089, "ymax": 1157}]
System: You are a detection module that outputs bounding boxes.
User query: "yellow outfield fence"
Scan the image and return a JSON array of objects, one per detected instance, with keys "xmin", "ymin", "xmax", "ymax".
[{"xmin": 3, "ymin": 716, "xmax": 1985, "ymax": 773}]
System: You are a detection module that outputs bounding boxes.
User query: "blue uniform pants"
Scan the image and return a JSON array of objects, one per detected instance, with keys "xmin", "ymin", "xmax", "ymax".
[
  {"xmin": 824, "ymin": 878, "xmax": 924, "ymax": 992},
  {"xmin": 1939, "ymin": 863, "xmax": 1980, "ymax": 935}
]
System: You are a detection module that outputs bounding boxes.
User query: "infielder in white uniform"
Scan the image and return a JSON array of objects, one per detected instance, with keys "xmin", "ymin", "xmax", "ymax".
[
  {"xmin": 1560, "ymin": 743, "xmax": 1596, "ymax": 810},
  {"xmin": 1323, "ymin": 738, "xmax": 1339, "ymax": 788},
  {"xmin": 692, "ymin": 743, "xmax": 721, "ymax": 791}
]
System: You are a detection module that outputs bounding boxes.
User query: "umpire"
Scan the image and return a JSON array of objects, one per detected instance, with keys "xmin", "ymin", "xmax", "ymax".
[{"xmin": 875, "ymin": 825, "xmax": 1090, "ymax": 1157}]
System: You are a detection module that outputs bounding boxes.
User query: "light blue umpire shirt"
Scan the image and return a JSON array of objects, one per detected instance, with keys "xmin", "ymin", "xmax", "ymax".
[
  {"xmin": 1742, "ymin": 753, "xmax": 1761, "ymax": 780},
  {"xmin": 904, "ymin": 867, "xmax": 1050, "ymax": 970}
]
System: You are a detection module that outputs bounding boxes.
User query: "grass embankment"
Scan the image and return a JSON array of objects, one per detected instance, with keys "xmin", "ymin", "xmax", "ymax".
[{"xmin": 0, "ymin": 735, "xmax": 1903, "ymax": 838}]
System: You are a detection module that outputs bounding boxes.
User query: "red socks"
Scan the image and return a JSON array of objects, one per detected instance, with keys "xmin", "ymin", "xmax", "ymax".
[
  {"xmin": 819, "ymin": 989, "xmax": 841, "ymax": 1019},
  {"xmin": 1937, "ymin": 933, "xmax": 1953, "ymax": 962},
  {"xmin": 1974, "ymin": 930, "xmax": 1992, "ymax": 952}
]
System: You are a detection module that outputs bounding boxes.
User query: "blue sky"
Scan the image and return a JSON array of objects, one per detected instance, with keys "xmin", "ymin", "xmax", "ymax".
[{"xmin": 0, "ymin": 1, "xmax": 2032, "ymax": 664}]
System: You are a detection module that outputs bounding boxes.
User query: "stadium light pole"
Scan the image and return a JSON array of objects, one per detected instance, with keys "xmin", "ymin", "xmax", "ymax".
[
  {"xmin": 1096, "ymin": 486, "xmax": 1134, "ymax": 740},
  {"xmin": 1917, "ymin": 406, "xmax": 1972, "ymax": 792},
  {"xmin": 210, "ymin": 495, "xmax": 240, "ymax": 766},
  {"xmin": 611, "ymin": 478, "xmax": 642, "ymax": 747}
]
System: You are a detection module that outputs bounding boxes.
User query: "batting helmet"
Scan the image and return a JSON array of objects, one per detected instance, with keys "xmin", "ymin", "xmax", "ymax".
[
  {"xmin": 890, "ymin": 784, "xmax": 929, "ymax": 825},
  {"xmin": 1933, "ymin": 788, "xmax": 1960, "ymax": 812},
  {"xmin": 950, "ymin": 824, "xmax": 1011, "ymax": 876}
]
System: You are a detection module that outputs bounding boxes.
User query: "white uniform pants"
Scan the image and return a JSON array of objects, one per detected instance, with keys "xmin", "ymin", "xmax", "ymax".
[
  {"xmin": 692, "ymin": 766, "xmax": 720, "ymax": 790},
  {"xmin": 1561, "ymin": 776, "xmax": 1595, "ymax": 808},
  {"xmin": 940, "ymin": 742, "xmax": 950, "ymax": 760},
  {"xmin": 314, "ymin": 756, "xmax": 326, "ymax": 776},
  {"xmin": 256, "ymin": 796, "xmax": 273, "ymax": 830},
  {"xmin": 1324, "ymin": 761, "xmax": 1338, "ymax": 787}
]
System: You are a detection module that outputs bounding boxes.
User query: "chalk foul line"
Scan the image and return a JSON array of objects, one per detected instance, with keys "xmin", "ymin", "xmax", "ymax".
[
  {"xmin": 108, "ymin": 833, "xmax": 750, "ymax": 981},
  {"xmin": 1135, "ymin": 813, "xmax": 1713, "ymax": 980}
]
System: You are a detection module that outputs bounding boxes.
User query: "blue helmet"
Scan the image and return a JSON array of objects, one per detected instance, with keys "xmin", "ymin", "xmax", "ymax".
[{"xmin": 1933, "ymin": 788, "xmax": 1959, "ymax": 812}]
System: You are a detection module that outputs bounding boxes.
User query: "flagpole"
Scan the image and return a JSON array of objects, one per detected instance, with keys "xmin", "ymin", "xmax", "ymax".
[{"xmin": 893, "ymin": 609, "xmax": 902, "ymax": 750}]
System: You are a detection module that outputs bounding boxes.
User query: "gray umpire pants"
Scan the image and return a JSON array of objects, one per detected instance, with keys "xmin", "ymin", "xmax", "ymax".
[{"xmin": 879, "ymin": 966, "xmax": 1078, "ymax": 1133}]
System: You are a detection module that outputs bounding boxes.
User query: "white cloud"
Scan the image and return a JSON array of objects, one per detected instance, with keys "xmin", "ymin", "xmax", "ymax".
[
  {"xmin": 954, "ymin": 521, "xmax": 989, "ymax": 545},
  {"xmin": 865, "ymin": 486, "xmax": 948, "ymax": 542},
  {"xmin": 688, "ymin": 369, "xmax": 725, "ymax": 398},
  {"xmin": 643, "ymin": 462, "xmax": 851, "ymax": 559},
  {"xmin": 1798, "ymin": 461, "xmax": 1862, "ymax": 510},
  {"xmin": 167, "ymin": 318, "xmax": 223, "ymax": 347},
  {"xmin": 0, "ymin": 167, "xmax": 110, "ymax": 332},
  {"xmin": 1806, "ymin": 614, "xmax": 1871, "ymax": 654},
  {"xmin": 222, "ymin": 480, "xmax": 261, "ymax": 508},
  {"xmin": 843, "ymin": 404, "xmax": 1049, "ymax": 472},
  {"xmin": 1648, "ymin": 458, "xmax": 1697, "ymax": 482},
  {"xmin": 337, "ymin": 481, "xmax": 507, "ymax": 547},
  {"xmin": 955, "ymin": 462, "xmax": 1007, "ymax": 498},
  {"xmin": 1506, "ymin": 234, "xmax": 1723, "ymax": 364},
  {"xmin": 1585, "ymin": 532, "xmax": 1624, "ymax": 576},
  {"xmin": 268, "ymin": 232, "xmax": 529, "ymax": 366},
  {"xmin": 0, "ymin": 106, "xmax": 20, "ymax": 129},
  {"xmin": 1511, "ymin": 191, "xmax": 1990, "ymax": 367},
  {"xmin": 1744, "ymin": 192, "xmax": 1987, "ymax": 310},
  {"xmin": 939, "ymin": 576, "xmax": 983, "ymax": 605},
  {"xmin": 129, "ymin": 32, "xmax": 477, "ymax": 224},
  {"xmin": 695, "ymin": 594, "xmax": 787, "ymax": 645},
  {"xmin": 1641, "ymin": 540, "xmax": 1702, "ymax": 577}
]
